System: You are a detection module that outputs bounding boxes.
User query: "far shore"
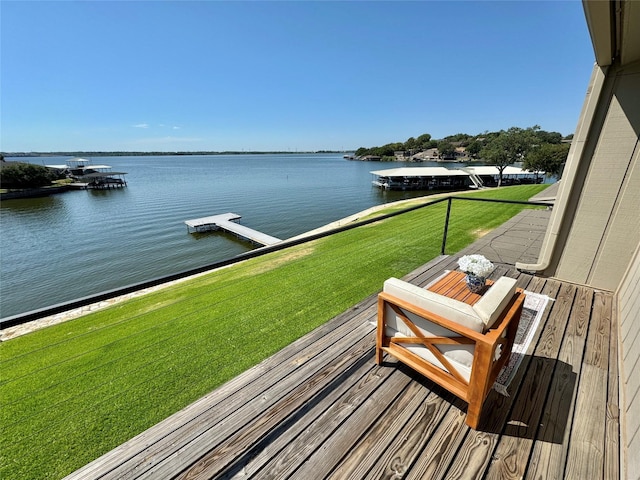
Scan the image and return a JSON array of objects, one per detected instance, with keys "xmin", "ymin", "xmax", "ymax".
[{"xmin": 0, "ymin": 187, "xmax": 508, "ymax": 341}]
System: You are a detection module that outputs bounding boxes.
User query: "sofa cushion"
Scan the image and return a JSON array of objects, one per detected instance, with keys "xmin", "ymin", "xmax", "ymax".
[
  {"xmin": 400, "ymin": 337, "xmax": 474, "ymax": 382},
  {"xmin": 472, "ymin": 276, "xmax": 517, "ymax": 329},
  {"xmin": 383, "ymin": 278, "xmax": 484, "ymax": 333}
]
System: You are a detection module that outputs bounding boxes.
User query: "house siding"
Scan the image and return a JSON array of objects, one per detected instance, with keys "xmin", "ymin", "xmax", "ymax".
[
  {"xmin": 617, "ymin": 243, "xmax": 640, "ymax": 480},
  {"xmin": 554, "ymin": 62, "xmax": 640, "ymax": 291}
]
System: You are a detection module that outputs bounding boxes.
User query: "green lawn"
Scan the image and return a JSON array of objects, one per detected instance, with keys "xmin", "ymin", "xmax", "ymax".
[{"xmin": 0, "ymin": 184, "xmax": 548, "ymax": 479}]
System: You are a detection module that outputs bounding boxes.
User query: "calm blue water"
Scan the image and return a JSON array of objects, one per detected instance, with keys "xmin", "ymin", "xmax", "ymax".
[{"xmin": 1, "ymin": 154, "xmax": 457, "ymax": 318}]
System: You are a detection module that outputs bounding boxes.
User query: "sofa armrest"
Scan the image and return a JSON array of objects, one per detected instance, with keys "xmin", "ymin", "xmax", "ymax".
[{"xmin": 472, "ymin": 276, "xmax": 517, "ymax": 330}]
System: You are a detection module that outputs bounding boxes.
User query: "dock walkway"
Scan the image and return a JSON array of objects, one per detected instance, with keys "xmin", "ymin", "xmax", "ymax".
[
  {"xmin": 65, "ymin": 209, "xmax": 619, "ymax": 479},
  {"xmin": 185, "ymin": 213, "xmax": 282, "ymax": 246}
]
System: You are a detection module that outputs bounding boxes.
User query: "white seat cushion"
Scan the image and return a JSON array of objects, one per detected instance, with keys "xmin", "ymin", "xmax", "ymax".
[{"xmin": 401, "ymin": 337, "xmax": 474, "ymax": 382}]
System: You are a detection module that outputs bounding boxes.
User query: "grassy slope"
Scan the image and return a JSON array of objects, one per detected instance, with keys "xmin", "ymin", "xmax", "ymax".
[{"xmin": 0, "ymin": 185, "xmax": 548, "ymax": 479}]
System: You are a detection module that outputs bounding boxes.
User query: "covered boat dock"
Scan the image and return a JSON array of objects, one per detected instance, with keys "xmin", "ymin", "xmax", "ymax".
[
  {"xmin": 463, "ymin": 166, "xmax": 543, "ymax": 187},
  {"xmin": 371, "ymin": 166, "xmax": 476, "ymax": 191},
  {"xmin": 371, "ymin": 166, "xmax": 543, "ymax": 191},
  {"xmin": 46, "ymin": 158, "xmax": 128, "ymax": 189}
]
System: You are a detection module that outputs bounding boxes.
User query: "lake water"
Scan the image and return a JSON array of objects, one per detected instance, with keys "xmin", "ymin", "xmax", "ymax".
[{"xmin": 1, "ymin": 153, "xmax": 460, "ymax": 318}]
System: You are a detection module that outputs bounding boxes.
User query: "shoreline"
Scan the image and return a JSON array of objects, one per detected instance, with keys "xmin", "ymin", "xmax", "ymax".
[{"xmin": 0, "ymin": 189, "xmax": 483, "ymax": 341}]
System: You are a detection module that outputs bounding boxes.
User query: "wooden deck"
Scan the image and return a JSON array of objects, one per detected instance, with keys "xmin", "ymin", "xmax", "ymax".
[{"xmin": 66, "ymin": 209, "xmax": 619, "ymax": 479}]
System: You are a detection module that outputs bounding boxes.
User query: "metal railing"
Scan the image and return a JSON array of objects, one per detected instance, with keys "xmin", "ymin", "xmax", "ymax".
[
  {"xmin": 440, "ymin": 196, "xmax": 551, "ymax": 255},
  {"xmin": 0, "ymin": 195, "xmax": 551, "ymax": 330}
]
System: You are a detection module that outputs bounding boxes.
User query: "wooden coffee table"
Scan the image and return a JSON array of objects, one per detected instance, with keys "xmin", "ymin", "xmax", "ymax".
[{"xmin": 427, "ymin": 270, "xmax": 494, "ymax": 306}]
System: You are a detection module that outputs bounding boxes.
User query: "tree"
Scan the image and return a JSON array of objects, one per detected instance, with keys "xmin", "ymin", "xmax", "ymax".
[
  {"xmin": 480, "ymin": 140, "xmax": 510, "ymax": 185},
  {"xmin": 355, "ymin": 147, "xmax": 369, "ymax": 157},
  {"xmin": 404, "ymin": 137, "xmax": 417, "ymax": 150},
  {"xmin": 354, "ymin": 125, "xmax": 569, "ymax": 165},
  {"xmin": 466, "ymin": 140, "xmax": 483, "ymax": 158},
  {"xmin": 480, "ymin": 127, "xmax": 535, "ymax": 186},
  {"xmin": 355, "ymin": 142, "xmax": 404, "ymax": 159},
  {"xmin": 524, "ymin": 143, "xmax": 570, "ymax": 178},
  {"xmin": 437, "ymin": 141, "xmax": 456, "ymax": 159},
  {"xmin": 416, "ymin": 133, "xmax": 432, "ymax": 149},
  {"xmin": 534, "ymin": 129, "xmax": 563, "ymax": 144},
  {"xmin": 0, "ymin": 162, "xmax": 62, "ymax": 189},
  {"xmin": 442, "ymin": 133, "xmax": 473, "ymax": 144}
]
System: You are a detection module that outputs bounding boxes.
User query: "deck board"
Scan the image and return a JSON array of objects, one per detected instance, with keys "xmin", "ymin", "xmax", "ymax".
[{"xmin": 65, "ymin": 209, "xmax": 619, "ymax": 480}]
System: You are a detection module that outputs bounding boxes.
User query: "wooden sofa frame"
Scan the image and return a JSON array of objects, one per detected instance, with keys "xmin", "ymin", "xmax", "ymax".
[{"xmin": 376, "ymin": 287, "xmax": 525, "ymax": 429}]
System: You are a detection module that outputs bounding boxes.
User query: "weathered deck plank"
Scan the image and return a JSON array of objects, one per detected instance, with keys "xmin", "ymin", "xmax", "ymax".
[
  {"xmin": 65, "ymin": 209, "xmax": 619, "ymax": 480},
  {"xmin": 172, "ymin": 331, "xmax": 380, "ymax": 479},
  {"xmin": 564, "ymin": 291, "xmax": 613, "ymax": 479},
  {"xmin": 327, "ymin": 381, "xmax": 452, "ymax": 480},
  {"xmin": 80, "ymin": 299, "xmax": 379, "ymax": 479},
  {"xmin": 403, "ymin": 396, "xmax": 470, "ymax": 480},
  {"xmin": 110, "ymin": 320, "xmax": 377, "ymax": 479},
  {"xmin": 488, "ymin": 282, "xmax": 584, "ymax": 480},
  {"xmin": 231, "ymin": 362, "xmax": 404, "ymax": 479},
  {"xmin": 259, "ymin": 365, "xmax": 415, "ymax": 480}
]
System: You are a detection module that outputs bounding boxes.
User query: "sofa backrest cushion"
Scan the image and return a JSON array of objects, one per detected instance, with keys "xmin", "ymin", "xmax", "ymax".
[
  {"xmin": 383, "ymin": 278, "xmax": 485, "ymax": 333},
  {"xmin": 472, "ymin": 276, "xmax": 517, "ymax": 329}
]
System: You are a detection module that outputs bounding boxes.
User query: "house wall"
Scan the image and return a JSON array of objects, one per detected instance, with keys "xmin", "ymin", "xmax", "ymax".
[
  {"xmin": 617, "ymin": 243, "xmax": 640, "ymax": 480},
  {"xmin": 535, "ymin": 57, "xmax": 640, "ymax": 480},
  {"xmin": 549, "ymin": 60, "xmax": 640, "ymax": 291}
]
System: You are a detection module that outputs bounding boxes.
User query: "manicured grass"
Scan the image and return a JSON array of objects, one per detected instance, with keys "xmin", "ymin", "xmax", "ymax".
[{"xmin": 0, "ymin": 185, "xmax": 548, "ymax": 479}]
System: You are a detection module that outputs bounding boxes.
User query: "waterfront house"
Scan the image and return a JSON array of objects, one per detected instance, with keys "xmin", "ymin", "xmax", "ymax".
[{"xmin": 411, "ymin": 147, "xmax": 440, "ymax": 161}]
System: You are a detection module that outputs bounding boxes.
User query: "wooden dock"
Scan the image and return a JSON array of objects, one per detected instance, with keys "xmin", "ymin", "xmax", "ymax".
[
  {"xmin": 66, "ymin": 210, "xmax": 619, "ymax": 479},
  {"xmin": 185, "ymin": 213, "xmax": 282, "ymax": 246}
]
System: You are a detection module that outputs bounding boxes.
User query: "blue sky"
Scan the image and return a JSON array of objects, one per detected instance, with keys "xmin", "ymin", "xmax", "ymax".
[{"xmin": 1, "ymin": 1, "xmax": 595, "ymax": 152}]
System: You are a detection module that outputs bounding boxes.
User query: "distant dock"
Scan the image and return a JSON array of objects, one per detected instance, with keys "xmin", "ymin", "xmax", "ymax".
[{"xmin": 185, "ymin": 213, "xmax": 282, "ymax": 247}]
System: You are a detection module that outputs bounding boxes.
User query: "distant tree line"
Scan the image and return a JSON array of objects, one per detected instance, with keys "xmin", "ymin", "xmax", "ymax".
[
  {"xmin": 355, "ymin": 126, "xmax": 572, "ymax": 185},
  {"xmin": 1, "ymin": 150, "xmax": 345, "ymax": 158},
  {"xmin": 355, "ymin": 133, "xmax": 437, "ymax": 160}
]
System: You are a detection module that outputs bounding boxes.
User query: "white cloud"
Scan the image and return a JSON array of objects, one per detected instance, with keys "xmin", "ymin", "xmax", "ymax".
[
  {"xmin": 173, "ymin": 126, "xmax": 181, "ymax": 130},
  {"xmin": 133, "ymin": 123, "xmax": 150, "ymax": 129}
]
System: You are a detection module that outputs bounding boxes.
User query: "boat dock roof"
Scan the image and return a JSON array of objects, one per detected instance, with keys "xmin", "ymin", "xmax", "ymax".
[
  {"xmin": 370, "ymin": 166, "xmax": 470, "ymax": 177},
  {"xmin": 370, "ymin": 165, "xmax": 538, "ymax": 178},
  {"xmin": 463, "ymin": 165, "xmax": 538, "ymax": 176},
  {"xmin": 185, "ymin": 213, "xmax": 282, "ymax": 246}
]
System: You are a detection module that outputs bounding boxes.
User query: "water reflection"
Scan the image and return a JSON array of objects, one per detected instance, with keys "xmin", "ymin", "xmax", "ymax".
[{"xmin": 1, "ymin": 195, "xmax": 64, "ymax": 214}]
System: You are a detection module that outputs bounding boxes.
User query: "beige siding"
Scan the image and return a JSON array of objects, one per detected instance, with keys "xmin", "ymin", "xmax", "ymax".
[
  {"xmin": 618, "ymin": 244, "xmax": 640, "ymax": 480},
  {"xmin": 589, "ymin": 150, "xmax": 640, "ymax": 287},
  {"xmin": 555, "ymin": 63, "xmax": 640, "ymax": 290}
]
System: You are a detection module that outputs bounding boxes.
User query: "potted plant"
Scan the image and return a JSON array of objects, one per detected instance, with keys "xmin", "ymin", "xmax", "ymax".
[{"xmin": 458, "ymin": 254, "xmax": 494, "ymax": 293}]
